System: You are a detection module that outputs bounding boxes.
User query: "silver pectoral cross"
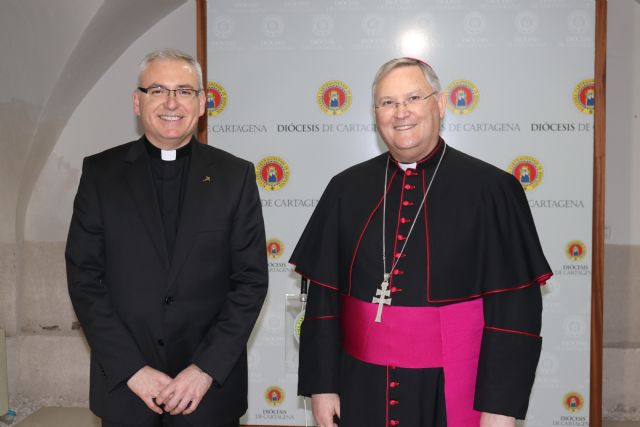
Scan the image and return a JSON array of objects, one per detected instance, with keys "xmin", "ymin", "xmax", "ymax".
[{"xmin": 372, "ymin": 273, "xmax": 392, "ymax": 323}]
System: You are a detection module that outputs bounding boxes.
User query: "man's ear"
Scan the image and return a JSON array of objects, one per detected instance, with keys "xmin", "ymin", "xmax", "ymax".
[
  {"xmin": 133, "ymin": 91, "xmax": 141, "ymax": 116},
  {"xmin": 198, "ymin": 91, "xmax": 206, "ymax": 117},
  {"xmin": 436, "ymin": 91, "xmax": 447, "ymax": 119}
]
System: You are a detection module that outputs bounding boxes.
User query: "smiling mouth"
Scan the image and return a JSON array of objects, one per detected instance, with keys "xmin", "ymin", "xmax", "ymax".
[
  {"xmin": 394, "ymin": 124, "xmax": 415, "ymax": 130},
  {"xmin": 159, "ymin": 115, "xmax": 182, "ymax": 122}
]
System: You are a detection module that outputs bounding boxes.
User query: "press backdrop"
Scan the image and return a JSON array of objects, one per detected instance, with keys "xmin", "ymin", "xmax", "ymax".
[{"xmin": 207, "ymin": 1, "xmax": 595, "ymax": 425}]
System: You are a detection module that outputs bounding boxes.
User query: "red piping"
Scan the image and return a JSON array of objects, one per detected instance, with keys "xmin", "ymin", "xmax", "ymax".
[
  {"xmin": 292, "ymin": 272, "xmax": 339, "ymax": 292},
  {"xmin": 390, "ymin": 174, "xmax": 407, "ymax": 285},
  {"xmin": 385, "ymin": 366, "xmax": 389, "ymax": 426},
  {"xmin": 306, "ymin": 315, "xmax": 338, "ymax": 320},
  {"xmin": 423, "ymin": 169, "xmax": 432, "ymax": 303},
  {"xmin": 348, "ymin": 167, "xmax": 399, "ymax": 295},
  {"xmin": 485, "ymin": 326, "xmax": 542, "ymax": 339},
  {"xmin": 427, "ymin": 272, "xmax": 553, "ymax": 303}
]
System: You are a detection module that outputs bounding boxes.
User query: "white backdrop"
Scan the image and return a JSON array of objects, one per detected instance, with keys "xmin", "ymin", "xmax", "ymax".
[{"xmin": 207, "ymin": 1, "xmax": 595, "ymax": 425}]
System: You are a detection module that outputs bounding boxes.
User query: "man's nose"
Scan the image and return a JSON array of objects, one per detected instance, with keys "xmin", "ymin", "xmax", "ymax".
[
  {"xmin": 394, "ymin": 102, "xmax": 410, "ymax": 118},
  {"xmin": 164, "ymin": 93, "xmax": 178, "ymax": 108}
]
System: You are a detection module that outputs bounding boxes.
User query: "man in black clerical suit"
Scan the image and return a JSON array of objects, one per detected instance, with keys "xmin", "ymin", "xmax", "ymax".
[
  {"xmin": 66, "ymin": 49, "xmax": 268, "ymax": 427},
  {"xmin": 292, "ymin": 58, "xmax": 551, "ymax": 427}
]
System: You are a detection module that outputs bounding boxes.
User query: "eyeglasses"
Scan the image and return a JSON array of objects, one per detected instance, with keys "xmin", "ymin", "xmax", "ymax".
[
  {"xmin": 138, "ymin": 86, "xmax": 202, "ymax": 99},
  {"xmin": 374, "ymin": 91, "xmax": 438, "ymax": 113}
]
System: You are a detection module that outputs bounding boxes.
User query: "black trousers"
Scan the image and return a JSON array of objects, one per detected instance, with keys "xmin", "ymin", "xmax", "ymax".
[{"xmin": 102, "ymin": 417, "xmax": 240, "ymax": 427}]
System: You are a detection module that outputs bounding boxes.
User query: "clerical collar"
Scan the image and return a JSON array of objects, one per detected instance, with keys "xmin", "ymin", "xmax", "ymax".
[
  {"xmin": 144, "ymin": 137, "xmax": 193, "ymax": 161},
  {"xmin": 398, "ymin": 162, "xmax": 417, "ymax": 171},
  {"xmin": 389, "ymin": 138, "xmax": 446, "ymax": 170}
]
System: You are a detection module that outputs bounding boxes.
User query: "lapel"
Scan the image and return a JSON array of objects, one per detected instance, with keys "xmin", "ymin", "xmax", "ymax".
[
  {"xmin": 124, "ymin": 137, "xmax": 170, "ymax": 270},
  {"xmin": 167, "ymin": 137, "xmax": 216, "ymax": 288}
]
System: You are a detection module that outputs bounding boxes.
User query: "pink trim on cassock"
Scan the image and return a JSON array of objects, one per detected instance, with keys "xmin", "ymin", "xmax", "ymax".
[{"xmin": 341, "ymin": 295, "xmax": 483, "ymax": 427}]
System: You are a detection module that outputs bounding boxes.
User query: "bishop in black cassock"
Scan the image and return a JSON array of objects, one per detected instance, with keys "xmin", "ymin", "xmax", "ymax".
[{"xmin": 290, "ymin": 59, "xmax": 551, "ymax": 427}]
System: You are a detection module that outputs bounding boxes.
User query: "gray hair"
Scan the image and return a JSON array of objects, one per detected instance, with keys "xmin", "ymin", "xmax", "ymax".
[
  {"xmin": 138, "ymin": 48, "xmax": 203, "ymax": 90},
  {"xmin": 372, "ymin": 57, "xmax": 442, "ymax": 101}
]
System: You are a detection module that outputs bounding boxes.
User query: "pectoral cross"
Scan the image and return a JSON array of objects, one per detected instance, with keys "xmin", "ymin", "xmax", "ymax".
[{"xmin": 372, "ymin": 273, "xmax": 392, "ymax": 323}]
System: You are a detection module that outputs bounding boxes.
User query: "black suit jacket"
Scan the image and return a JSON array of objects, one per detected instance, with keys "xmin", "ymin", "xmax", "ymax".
[{"xmin": 66, "ymin": 136, "xmax": 268, "ymax": 425}]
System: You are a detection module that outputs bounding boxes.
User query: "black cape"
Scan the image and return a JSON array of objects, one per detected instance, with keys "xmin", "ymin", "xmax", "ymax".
[{"xmin": 290, "ymin": 140, "xmax": 552, "ymax": 425}]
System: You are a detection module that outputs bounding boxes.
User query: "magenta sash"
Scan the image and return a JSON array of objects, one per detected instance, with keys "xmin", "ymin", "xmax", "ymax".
[{"xmin": 341, "ymin": 295, "xmax": 483, "ymax": 427}]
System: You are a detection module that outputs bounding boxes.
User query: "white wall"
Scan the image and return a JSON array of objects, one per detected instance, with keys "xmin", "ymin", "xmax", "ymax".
[
  {"xmin": 605, "ymin": 0, "xmax": 640, "ymax": 246},
  {"xmin": 25, "ymin": 2, "xmax": 197, "ymax": 242},
  {"xmin": 602, "ymin": 0, "xmax": 640, "ymax": 421},
  {"xmin": 3, "ymin": 0, "xmax": 197, "ymax": 414}
]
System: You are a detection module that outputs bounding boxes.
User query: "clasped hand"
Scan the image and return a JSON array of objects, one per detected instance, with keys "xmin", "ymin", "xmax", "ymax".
[{"xmin": 127, "ymin": 364, "xmax": 213, "ymax": 416}]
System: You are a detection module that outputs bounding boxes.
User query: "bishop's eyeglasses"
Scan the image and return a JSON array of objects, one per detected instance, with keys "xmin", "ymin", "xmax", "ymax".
[
  {"xmin": 138, "ymin": 86, "xmax": 202, "ymax": 99},
  {"xmin": 374, "ymin": 91, "xmax": 438, "ymax": 113}
]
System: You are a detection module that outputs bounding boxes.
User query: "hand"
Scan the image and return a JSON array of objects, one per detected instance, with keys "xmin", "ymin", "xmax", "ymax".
[
  {"xmin": 155, "ymin": 364, "xmax": 213, "ymax": 415},
  {"xmin": 311, "ymin": 393, "xmax": 340, "ymax": 427},
  {"xmin": 480, "ymin": 412, "xmax": 516, "ymax": 427},
  {"xmin": 127, "ymin": 366, "xmax": 173, "ymax": 415}
]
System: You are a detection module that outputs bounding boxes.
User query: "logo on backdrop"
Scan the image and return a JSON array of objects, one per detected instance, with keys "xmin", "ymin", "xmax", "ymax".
[
  {"xmin": 206, "ymin": 82, "xmax": 227, "ymax": 116},
  {"xmin": 573, "ymin": 79, "xmax": 595, "ymax": 115},
  {"xmin": 264, "ymin": 386, "xmax": 285, "ymax": 406},
  {"xmin": 317, "ymin": 80, "xmax": 352, "ymax": 116},
  {"xmin": 262, "ymin": 14, "xmax": 285, "ymax": 38},
  {"xmin": 562, "ymin": 391, "xmax": 585, "ymax": 413},
  {"xmin": 536, "ymin": 351, "xmax": 561, "ymax": 388},
  {"xmin": 463, "ymin": 11, "xmax": 487, "ymax": 36},
  {"xmin": 446, "ymin": 80, "xmax": 479, "ymax": 114},
  {"xmin": 556, "ymin": 240, "xmax": 590, "ymax": 276},
  {"xmin": 565, "ymin": 240, "xmax": 587, "ymax": 261},
  {"xmin": 266, "ymin": 238, "xmax": 284, "ymax": 259},
  {"xmin": 563, "ymin": 315, "xmax": 587, "ymax": 339},
  {"xmin": 568, "ymin": 10, "xmax": 591, "ymax": 35},
  {"xmin": 508, "ymin": 156, "xmax": 543, "ymax": 191},
  {"xmin": 256, "ymin": 156, "xmax": 289, "ymax": 191},
  {"xmin": 211, "ymin": 15, "xmax": 235, "ymax": 39},
  {"xmin": 312, "ymin": 14, "xmax": 335, "ymax": 37},
  {"xmin": 515, "ymin": 10, "xmax": 539, "ymax": 35}
]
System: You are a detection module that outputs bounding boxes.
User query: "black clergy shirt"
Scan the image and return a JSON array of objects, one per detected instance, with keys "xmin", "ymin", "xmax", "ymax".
[{"xmin": 145, "ymin": 137, "xmax": 191, "ymax": 258}]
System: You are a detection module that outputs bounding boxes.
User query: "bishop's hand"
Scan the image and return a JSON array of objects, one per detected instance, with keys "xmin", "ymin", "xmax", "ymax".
[
  {"xmin": 480, "ymin": 412, "xmax": 516, "ymax": 427},
  {"xmin": 311, "ymin": 393, "xmax": 340, "ymax": 427}
]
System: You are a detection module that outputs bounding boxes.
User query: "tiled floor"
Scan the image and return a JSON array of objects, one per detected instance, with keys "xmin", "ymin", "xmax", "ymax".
[
  {"xmin": 11, "ymin": 407, "xmax": 640, "ymax": 427},
  {"xmin": 15, "ymin": 407, "xmax": 98, "ymax": 426}
]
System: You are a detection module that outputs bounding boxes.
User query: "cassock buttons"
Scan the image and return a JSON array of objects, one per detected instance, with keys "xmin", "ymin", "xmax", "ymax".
[
  {"xmin": 164, "ymin": 295, "xmax": 174, "ymax": 305},
  {"xmin": 404, "ymin": 184, "xmax": 415, "ymax": 190},
  {"xmin": 390, "ymin": 286, "xmax": 403, "ymax": 294},
  {"xmin": 389, "ymin": 381, "xmax": 400, "ymax": 388},
  {"xmin": 397, "ymin": 234, "xmax": 406, "ymax": 241},
  {"xmin": 389, "ymin": 400, "xmax": 399, "ymax": 406},
  {"xmin": 393, "ymin": 269, "xmax": 404, "ymax": 276},
  {"xmin": 400, "ymin": 217, "xmax": 411, "ymax": 224},
  {"xmin": 389, "ymin": 420, "xmax": 400, "ymax": 426},
  {"xmin": 402, "ymin": 201, "xmax": 414, "ymax": 207}
]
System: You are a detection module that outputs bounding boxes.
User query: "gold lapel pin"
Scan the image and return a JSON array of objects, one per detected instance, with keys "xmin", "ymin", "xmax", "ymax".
[{"xmin": 203, "ymin": 175, "xmax": 211, "ymax": 183}]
